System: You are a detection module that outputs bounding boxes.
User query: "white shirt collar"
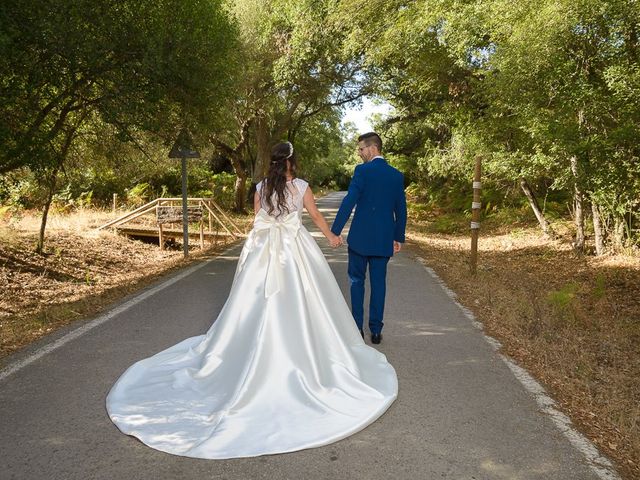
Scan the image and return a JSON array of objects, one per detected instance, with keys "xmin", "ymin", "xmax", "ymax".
[{"xmin": 371, "ymin": 155, "xmax": 384, "ymax": 161}]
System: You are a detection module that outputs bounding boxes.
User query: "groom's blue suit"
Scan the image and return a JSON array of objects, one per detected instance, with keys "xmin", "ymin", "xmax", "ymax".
[{"xmin": 331, "ymin": 157, "xmax": 407, "ymax": 335}]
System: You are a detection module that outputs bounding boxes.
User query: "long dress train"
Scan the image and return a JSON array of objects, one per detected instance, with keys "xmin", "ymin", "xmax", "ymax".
[{"xmin": 106, "ymin": 178, "xmax": 398, "ymax": 459}]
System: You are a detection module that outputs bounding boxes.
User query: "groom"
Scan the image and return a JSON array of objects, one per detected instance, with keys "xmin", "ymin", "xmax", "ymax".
[{"xmin": 331, "ymin": 132, "xmax": 407, "ymax": 344}]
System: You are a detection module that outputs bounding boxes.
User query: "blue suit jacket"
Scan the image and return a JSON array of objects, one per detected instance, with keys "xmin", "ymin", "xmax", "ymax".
[{"xmin": 331, "ymin": 157, "xmax": 407, "ymax": 257}]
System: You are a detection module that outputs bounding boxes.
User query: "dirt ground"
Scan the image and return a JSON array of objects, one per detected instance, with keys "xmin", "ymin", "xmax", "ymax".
[
  {"xmin": 0, "ymin": 209, "xmax": 252, "ymax": 360},
  {"xmin": 407, "ymin": 215, "xmax": 640, "ymax": 480}
]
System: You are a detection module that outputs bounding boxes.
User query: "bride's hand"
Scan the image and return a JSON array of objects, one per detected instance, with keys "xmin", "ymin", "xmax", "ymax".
[{"xmin": 328, "ymin": 233, "xmax": 343, "ymax": 248}]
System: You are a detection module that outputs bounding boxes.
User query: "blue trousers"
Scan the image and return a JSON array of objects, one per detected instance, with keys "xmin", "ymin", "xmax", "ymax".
[{"xmin": 347, "ymin": 248, "xmax": 390, "ymax": 335}]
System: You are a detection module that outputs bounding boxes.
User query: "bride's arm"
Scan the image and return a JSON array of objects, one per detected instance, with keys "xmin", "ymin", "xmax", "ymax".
[{"xmin": 302, "ymin": 188, "xmax": 342, "ymax": 247}]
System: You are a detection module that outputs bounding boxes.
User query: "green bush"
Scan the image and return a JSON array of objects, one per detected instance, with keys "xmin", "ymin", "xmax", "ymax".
[
  {"xmin": 547, "ymin": 282, "xmax": 580, "ymax": 324},
  {"xmin": 210, "ymin": 172, "xmax": 240, "ymax": 210}
]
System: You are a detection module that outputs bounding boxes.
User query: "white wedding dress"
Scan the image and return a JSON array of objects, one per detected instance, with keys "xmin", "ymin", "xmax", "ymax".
[{"xmin": 106, "ymin": 178, "xmax": 398, "ymax": 459}]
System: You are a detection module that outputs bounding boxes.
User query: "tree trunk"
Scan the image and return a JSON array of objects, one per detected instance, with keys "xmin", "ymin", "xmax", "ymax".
[
  {"xmin": 254, "ymin": 116, "xmax": 272, "ymax": 183},
  {"xmin": 35, "ymin": 112, "xmax": 86, "ymax": 253},
  {"xmin": 612, "ymin": 216, "xmax": 626, "ymax": 251},
  {"xmin": 570, "ymin": 156, "xmax": 585, "ymax": 252},
  {"xmin": 36, "ymin": 167, "xmax": 60, "ymax": 254},
  {"xmin": 210, "ymin": 133, "xmax": 250, "ymax": 213},
  {"xmin": 520, "ymin": 178, "xmax": 556, "ymax": 238},
  {"xmin": 591, "ymin": 202, "xmax": 605, "ymax": 256},
  {"xmin": 233, "ymin": 170, "xmax": 247, "ymax": 213}
]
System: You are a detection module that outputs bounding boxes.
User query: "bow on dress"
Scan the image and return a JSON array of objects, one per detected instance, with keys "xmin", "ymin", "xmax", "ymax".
[{"xmin": 238, "ymin": 209, "xmax": 312, "ymax": 298}]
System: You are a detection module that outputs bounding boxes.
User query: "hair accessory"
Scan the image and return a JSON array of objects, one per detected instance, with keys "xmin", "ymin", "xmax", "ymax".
[{"xmin": 286, "ymin": 142, "xmax": 294, "ymax": 159}]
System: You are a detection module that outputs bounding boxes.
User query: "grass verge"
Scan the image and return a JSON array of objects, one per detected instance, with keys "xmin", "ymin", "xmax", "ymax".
[
  {"xmin": 407, "ymin": 208, "xmax": 639, "ymax": 480},
  {"xmin": 0, "ymin": 208, "xmax": 252, "ymax": 362}
]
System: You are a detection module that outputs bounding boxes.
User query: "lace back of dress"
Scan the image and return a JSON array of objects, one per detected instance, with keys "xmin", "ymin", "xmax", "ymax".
[{"xmin": 258, "ymin": 179, "xmax": 305, "ymax": 217}]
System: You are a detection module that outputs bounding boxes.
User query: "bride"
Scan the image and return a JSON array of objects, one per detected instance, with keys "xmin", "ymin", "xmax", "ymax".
[{"xmin": 106, "ymin": 141, "xmax": 398, "ymax": 459}]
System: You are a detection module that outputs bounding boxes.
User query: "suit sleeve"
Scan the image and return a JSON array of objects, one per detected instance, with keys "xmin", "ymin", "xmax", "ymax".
[
  {"xmin": 331, "ymin": 164, "xmax": 364, "ymax": 235},
  {"xmin": 394, "ymin": 174, "xmax": 407, "ymax": 243}
]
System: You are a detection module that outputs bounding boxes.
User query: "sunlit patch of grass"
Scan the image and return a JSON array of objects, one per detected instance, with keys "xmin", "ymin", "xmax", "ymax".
[
  {"xmin": 407, "ymin": 202, "xmax": 431, "ymax": 214},
  {"xmin": 12, "ymin": 208, "xmax": 116, "ymax": 234},
  {"xmin": 507, "ymin": 227, "xmax": 531, "ymax": 238},
  {"xmin": 485, "ymin": 204, "xmax": 533, "ymax": 224}
]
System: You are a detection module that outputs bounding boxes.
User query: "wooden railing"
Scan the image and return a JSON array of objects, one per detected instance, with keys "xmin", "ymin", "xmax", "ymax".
[{"xmin": 96, "ymin": 198, "xmax": 245, "ymax": 249}]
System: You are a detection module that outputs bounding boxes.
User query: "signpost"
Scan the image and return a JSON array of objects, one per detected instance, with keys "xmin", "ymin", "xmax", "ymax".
[
  {"xmin": 470, "ymin": 155, "xmax": 482, "ymax": 274},
  {"xmin": 168, "ymin": 129, "xmax": 200, "ymax": 258}
]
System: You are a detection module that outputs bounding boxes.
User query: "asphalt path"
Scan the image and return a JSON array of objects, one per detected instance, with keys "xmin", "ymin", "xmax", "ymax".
[{"xmin": 0, "ymin": 192, "xmax": 620, "ymax": 480}]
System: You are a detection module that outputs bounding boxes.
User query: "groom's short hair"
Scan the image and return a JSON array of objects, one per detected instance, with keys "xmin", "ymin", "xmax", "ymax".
[{"xmin": 358, "ymin": 132, "xmax": 382, "ymax": 152}]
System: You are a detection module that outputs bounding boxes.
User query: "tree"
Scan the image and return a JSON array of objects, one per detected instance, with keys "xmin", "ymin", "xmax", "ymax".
[
  {"xmin": 334, "ymin": 0, "xmax": 640, "ymax": 252},
  {"xmin": 209, "ymin": 0, "xmax": 367, "ymax": 212},
  {"xmin": 0, "ymin": 0, "xmax": 238, "ymax": 251},
  {"xmin": 484, "ymin": 0, "xmax": 640, "ymax": 252}
]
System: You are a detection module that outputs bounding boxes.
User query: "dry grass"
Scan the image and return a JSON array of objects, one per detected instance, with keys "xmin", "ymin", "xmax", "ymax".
[
  {"xmin": 9, "ymin": 207, "xmax": 116, "ymax": 233},
  {"xmin": 407, "ymin": 210, "xmax": 640, "ymax": 480},
  {"xmin": 0, "ymin": 208, "xmax": 252, "ymax": 362}
]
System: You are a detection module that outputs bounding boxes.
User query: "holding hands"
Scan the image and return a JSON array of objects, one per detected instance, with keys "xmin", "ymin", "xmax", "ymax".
[{"xmin": 328, "ymin": 233, "xmax": 343, "ymax": 248}]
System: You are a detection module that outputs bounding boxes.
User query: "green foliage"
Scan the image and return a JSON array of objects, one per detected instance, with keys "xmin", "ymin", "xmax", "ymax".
[
  {"xmin": 0, "ymin": 169, "xmax": 47, "ymax": 209},
  {"xmin": 293, "ymin": 110, "xmax": 352, "ymax": 188},
  {"xmin": 547, "ymin": 282, "xmax": 580, "ymax": 322},
  {"xmin": 0, "ymin": 0, "xmax": 240, "ymax": 251},
  {"xmin": 210, "ymin": 173, "xmax": 241, "ymax": 210},
  {"xmin": 334, "ymin": 0, "xmax": 640, "ymax": 250},
  {"xmin": 218, "ymin": 0, "xmax": 365, "ymax": 185},
  {"xmin": 0, "ymin": 0, "xmax": 238, "ymax": 175},
  {"xmin": 592, "ymin": 274, "xmax": 607, "ymax": 300},
  {"xmin": 1, "ymin": 0, "xmax": 637, "ymax": 254},
  {"xmin": 125, "ymin": 183, "xmax": 153, "ymax": 208}
]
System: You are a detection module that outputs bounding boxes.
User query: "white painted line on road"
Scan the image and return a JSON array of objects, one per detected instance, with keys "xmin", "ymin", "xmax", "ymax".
[
  {"xmin": 414, "ymin": 255, "xmax": 622, "ymax": 480},
  {"xmin": 0, "ymin": 242, "xmax": 243, "ymax": 383}
]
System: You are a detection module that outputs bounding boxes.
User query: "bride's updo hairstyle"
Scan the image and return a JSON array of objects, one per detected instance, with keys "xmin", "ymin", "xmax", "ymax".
[{"xmin": 262, "ymin": 141, "xmax": 298, "ymax": 217}]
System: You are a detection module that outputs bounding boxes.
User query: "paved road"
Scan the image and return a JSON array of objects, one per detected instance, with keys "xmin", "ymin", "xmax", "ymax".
[{"xmin": 0, "ymin": 193, "xmax": 619, "ymax": 480}]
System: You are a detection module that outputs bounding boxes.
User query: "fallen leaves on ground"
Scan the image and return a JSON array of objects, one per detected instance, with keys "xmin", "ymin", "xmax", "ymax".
[
  {"xmin": 407, "ymin": 219, "xmax": 640, "ymax": 480},
  {"xmin": 0, "ymin": 209, "xmax": 252, "ymax": 361}
]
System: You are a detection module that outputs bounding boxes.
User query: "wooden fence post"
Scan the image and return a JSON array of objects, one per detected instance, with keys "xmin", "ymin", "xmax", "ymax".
[
  {"xmin": 208, "ymin": 200, "xmax": 213, "ymax": 233},
  {"xmin": 470, "ymin": 156, "xmax": 482, "ymax": 274}
]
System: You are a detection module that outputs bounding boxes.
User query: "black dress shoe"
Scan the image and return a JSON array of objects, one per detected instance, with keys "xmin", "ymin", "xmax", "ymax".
[
  {"xmin": 359, "ymin": 329, "xmax": 364, "ymax": 339},
  {"xmin": 371, "ymin": 333, "xmax": 382, "ymax": 344}
]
